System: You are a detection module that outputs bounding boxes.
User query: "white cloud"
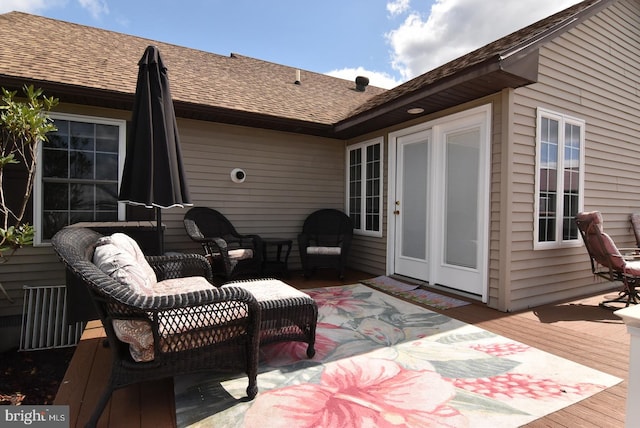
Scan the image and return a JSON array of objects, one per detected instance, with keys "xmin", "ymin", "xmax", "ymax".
[
  {"xmin": 78, "ymin": 0, "xmax": 109, "ymax": 19},
  {"xmin": 0, "ymin": 0, "xmax": 65, "ymax": 14},
  {"xmin": 386, "ymin": 0, "xmax": 583, "ymax": 81},
  {"xmin": 387, "ymin": 0, "xmax": 410, "ymax": 17},
  {"xmin": 327, "ymin": 67, "xmax": 402, "ymax": 90}
]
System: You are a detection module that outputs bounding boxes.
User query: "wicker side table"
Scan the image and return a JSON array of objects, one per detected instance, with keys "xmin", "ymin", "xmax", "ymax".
[
  {"xmin": 222, "ymin": 278, "xmax": 318, "ymax": 357},
  {"xmin": 261, "ymin": 238, "xmax": 292, "ymax": 277}
]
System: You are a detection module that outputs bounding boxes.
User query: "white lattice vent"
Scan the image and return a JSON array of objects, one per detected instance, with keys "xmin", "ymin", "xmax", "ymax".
[{"xmin": 20, "ymin": 285, "xmax": 85, "ymax": 351}]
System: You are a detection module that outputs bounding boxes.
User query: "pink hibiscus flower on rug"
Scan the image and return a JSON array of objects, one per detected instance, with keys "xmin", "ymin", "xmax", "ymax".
[
  {"xmin": 260, "ymin": 323, "xmax": 340, "ymax": 366},
  {"xmin": 469, "ymin": 342, "xmax": 531, "ymax": 357},
  {"xmin": 453, "ymin": 373, "xmax": 604, "ymax": 400},
  {"xmin": 243, "ymin": 357, "xmax": 467, "ymax": 428},
  {"xmin": 307, "ymin": 287, "xmax": 363, "ymax": 315}
]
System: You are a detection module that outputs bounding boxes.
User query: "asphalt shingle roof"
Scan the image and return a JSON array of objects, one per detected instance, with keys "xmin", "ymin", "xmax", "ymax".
[
  {"xmin": 0, "ymin": 11, "xmax": 386, "ymax": 126},
  {"xmin": 348, "ymin": 0, "xmax": 605, "ymax": 118},
  {"xmin": 0, "ymin": 0, "xmax": 609, "ymax": 136}
]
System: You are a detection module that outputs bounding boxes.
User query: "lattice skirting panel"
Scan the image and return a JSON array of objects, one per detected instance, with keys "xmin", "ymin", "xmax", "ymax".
[{"xmin": 20, "ymin": 285, "xmax": 85, "ymax": 351}]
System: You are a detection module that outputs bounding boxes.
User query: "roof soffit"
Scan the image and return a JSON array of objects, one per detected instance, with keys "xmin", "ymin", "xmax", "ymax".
[
  {"xmin": 333, "ymin": 0, "xmax": 615, "ymax": 137},
  {"xmin": 333, "ymin": 49, "xmax": 540, "ymax": 137}
]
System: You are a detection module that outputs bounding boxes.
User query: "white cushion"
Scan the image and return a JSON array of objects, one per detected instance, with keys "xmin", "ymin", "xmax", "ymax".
[
  {"xmin": 112, "ymin": 319, "xmax": 155, "ymax": 362},
  {"xmin": 229, "ymin": 248, "xmax": 253, "ymax": 260},
  {"xmin": 209, "ymin": 248, "xmax": 254, "ymax": 261},
  {"xmin": 223, "ymin": 278, "xmax": 310, "ymax": 302},
  {"xmin": 306, "ymin": 246, "xmax": 341, "ymax": 256},
  {"xmin": 105, "ymin": 233, "xmax": 157, "ymax": 282},
  {"xmin": 111, "ymin": 276, "xmax": 215, "ymax": 362},
  {"xmin": 93, "ymin": 234, "xmax": 157, "ymax": 295},
  {"xmin": 93, "ymin": 232, "xmax": 218, "ymax": 362},
  {"xmin": 624, "ymin": 260, "xmax": 640, "ymax": 276}
]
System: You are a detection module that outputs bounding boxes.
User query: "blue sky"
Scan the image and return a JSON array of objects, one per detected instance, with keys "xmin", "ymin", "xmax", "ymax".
[{"xmin": 2, "ymin": 0, "xmax": 582, "ymax": 88}]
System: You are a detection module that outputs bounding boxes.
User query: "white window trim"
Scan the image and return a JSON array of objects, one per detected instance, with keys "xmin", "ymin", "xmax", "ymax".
[
  {"xmin": 33, "ymin": 113, "xmax": 127, "ymax": 246},
  {"xmin": 346, "ymin": 137, "xmax": 384, "ymax": 237},
  {"xmin": 533, "ymin": 107, "xmax": 585, "ymax": 250}
]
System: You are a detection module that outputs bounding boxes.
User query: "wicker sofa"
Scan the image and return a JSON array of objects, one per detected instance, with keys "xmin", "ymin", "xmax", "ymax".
[{"xmin": 51, "ymin": 226, "xmax": 261, "ymax": 427}]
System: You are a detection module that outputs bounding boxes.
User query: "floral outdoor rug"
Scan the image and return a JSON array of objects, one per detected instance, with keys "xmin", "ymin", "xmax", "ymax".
[
  {"xmin": 175, "ymin": 284, "xmax": 621, "ymax": 428},
  {"xmin": 361, "ymin": 275, "xmax": 471, "ymax": 310}
]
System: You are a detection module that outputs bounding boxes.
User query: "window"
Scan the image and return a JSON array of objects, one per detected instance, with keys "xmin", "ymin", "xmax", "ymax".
[
  {"xmin": 534, "ymin": 108, "xmax": 584, "ymax": 249},
  {"xmin": 347, "ymin": 138, "xmax": 383, "ymax": 236},
  {"xmin": 34, "ymin": 114, "xmax": 126, "ymax": 244}
]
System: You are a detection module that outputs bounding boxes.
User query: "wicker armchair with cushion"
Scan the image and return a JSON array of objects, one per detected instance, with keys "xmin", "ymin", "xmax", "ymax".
[
  {"xmin": 184, "ymin": 207, "xmax": 263, "ymax": 282},
  {"xmin": 51, "ymin": 226, "xmax": 260, "ymax": 427},
  {"xmin": 298, "ymin": 209, "xmax": 354, "ymax": 279}
]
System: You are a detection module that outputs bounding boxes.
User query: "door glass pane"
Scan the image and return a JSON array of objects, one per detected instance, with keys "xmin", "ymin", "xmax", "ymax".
[
  {"xmin": 402, "ymin": 141, "xmax": 428, "ymax": 259},
  {"xmin": 445, "ymin": 129, "xmax": 479, "ymax": 269}
]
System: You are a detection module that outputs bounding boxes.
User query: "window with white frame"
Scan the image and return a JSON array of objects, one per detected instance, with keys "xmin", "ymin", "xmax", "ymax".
[
  {"xmin": 534, "ymin": 108, "xmax": 584, "ymax": 249},
  {"xmin": 347, "ymin": 138, "xmax": 383, "ymax": 236},
  {"xmin": 34, "ymin": 114, "xmax": 126, "ymax": 244}
]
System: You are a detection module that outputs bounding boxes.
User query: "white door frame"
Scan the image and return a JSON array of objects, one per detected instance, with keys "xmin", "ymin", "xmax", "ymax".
[{"xmin": 386, "ymin": 104, "xmax": 491, "ymax": 302}]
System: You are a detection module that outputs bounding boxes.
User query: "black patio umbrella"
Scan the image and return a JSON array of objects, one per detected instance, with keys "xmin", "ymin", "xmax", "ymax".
[{"xmin": 119, "ymin": 45, "xmax": 192, "ymax": 255}]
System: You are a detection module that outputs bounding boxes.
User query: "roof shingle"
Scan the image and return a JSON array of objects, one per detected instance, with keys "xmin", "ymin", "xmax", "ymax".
[
  {"xmin": 0, "ymin": 11, "xmax": 385, "ymax": 125},
  {"xmin": 0, "ymin": 0, "xmax": 610, "ymax": 137}
]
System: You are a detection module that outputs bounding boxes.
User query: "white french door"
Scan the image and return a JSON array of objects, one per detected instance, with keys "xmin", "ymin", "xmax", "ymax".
[
  {"xmin": 390, "ymin": 105, "xmax": 490, "ymax": 300},
  {"xmin": 394, "ymin": 131, "xmax": 431, "ymax": 280}
]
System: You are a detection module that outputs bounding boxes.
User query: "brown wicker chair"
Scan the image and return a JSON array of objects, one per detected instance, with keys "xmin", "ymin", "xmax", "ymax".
[
  {"xmin": 184, "ymin": 207, "xmax": 263, "ymax": 282},
  {"xmin": 575, "ymin": 211, "xmax": 640, "ymax": 308},
  {"xmin": 51, "ymin": 226, "xmax": 260, "ymax": 427},
  {"xmin": 298, "ymin": 209, "xmax": 353, "ymax": 279}
]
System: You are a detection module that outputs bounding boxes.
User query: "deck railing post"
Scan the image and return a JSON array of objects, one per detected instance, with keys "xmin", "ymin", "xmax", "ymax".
[{"xmin": 615, "ymin": 305, "xmax": 640, "ymax": 428}]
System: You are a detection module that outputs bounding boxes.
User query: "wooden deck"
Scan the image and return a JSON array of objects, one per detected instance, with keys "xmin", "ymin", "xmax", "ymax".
[{"xmin": 55, "ymin": 270, "xmax": 631, "ymax": 427}]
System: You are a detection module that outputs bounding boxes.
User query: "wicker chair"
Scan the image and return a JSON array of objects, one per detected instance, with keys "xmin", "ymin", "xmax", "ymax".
[
  {"xmin": 298, "ymin": 209, "xmax": 353, "ymax": 279},
  {"xmin": 51, "ymin": 227, "xmax": 260, "ymax": 427},
  {"xmin": 184, "ymin": 207, "xmax": 263, "ymax": 282}
]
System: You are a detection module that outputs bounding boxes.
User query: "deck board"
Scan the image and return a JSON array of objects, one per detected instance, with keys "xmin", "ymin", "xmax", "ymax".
[
  {"xmin": 83, "ymin": 336, "xmax": 112, "ymax": 428},
  {"xmin": 55, "ymin": 270, "xmax": 631, "ymax": 427}
]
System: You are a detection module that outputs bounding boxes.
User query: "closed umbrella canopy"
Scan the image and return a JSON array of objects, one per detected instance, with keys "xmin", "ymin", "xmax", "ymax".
[{"xmin": 119, "ymin": 45, "xmax": 192, "ymax": 253}]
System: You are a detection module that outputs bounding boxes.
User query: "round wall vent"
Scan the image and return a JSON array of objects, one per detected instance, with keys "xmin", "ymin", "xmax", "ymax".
[{"xmin": 231, "ymin": 168, "xmax": 246, "ymax": 183}]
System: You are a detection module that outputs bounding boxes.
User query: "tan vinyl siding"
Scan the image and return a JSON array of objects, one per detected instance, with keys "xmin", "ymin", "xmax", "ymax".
[
  {"xmin": 4, "ymin": 0, "xmax": 639, "ymax": 321},
  {"xmin": 0, "ymin": 246, "xmax": 66, "ymax": 317},
  {"xmin": 507, "ymin": 0, "xmax": 640, "ymax": 310},
  {"xmin": 166, "ymin": 119, "xmax": 348, "ymax": 270},
  {"xmin": 0, "ymin": 104, "xmax": 131, "ymax": 317},
  {"xmin": 344, "ymin": 135, "xmax": 388, "ymax": 277},
  {"xmin": 0, "ymin": 111, "xmax": 353, "ymax": 318},
  {"xmin": 350, "ymin": 235, "xmax": 387, "ymax": 276}
]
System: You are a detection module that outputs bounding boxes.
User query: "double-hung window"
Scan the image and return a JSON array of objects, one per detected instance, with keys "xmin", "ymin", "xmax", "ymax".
[
  {"xmin": 34, "ymin": 113, "xmax": 126, "ymax": 244},
  {"xmin": 347, "ymin": 138, "xmax": 383, "ymax": 236},
  {"xmin": 534, "ymin": 108, "xmax": 585, "ymax": 249}
]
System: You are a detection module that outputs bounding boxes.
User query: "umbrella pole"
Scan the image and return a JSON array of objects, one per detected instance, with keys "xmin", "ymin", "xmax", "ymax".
[{"xmin": 156, "ymin": 206, "xmax": 164, "ymax": 255}]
